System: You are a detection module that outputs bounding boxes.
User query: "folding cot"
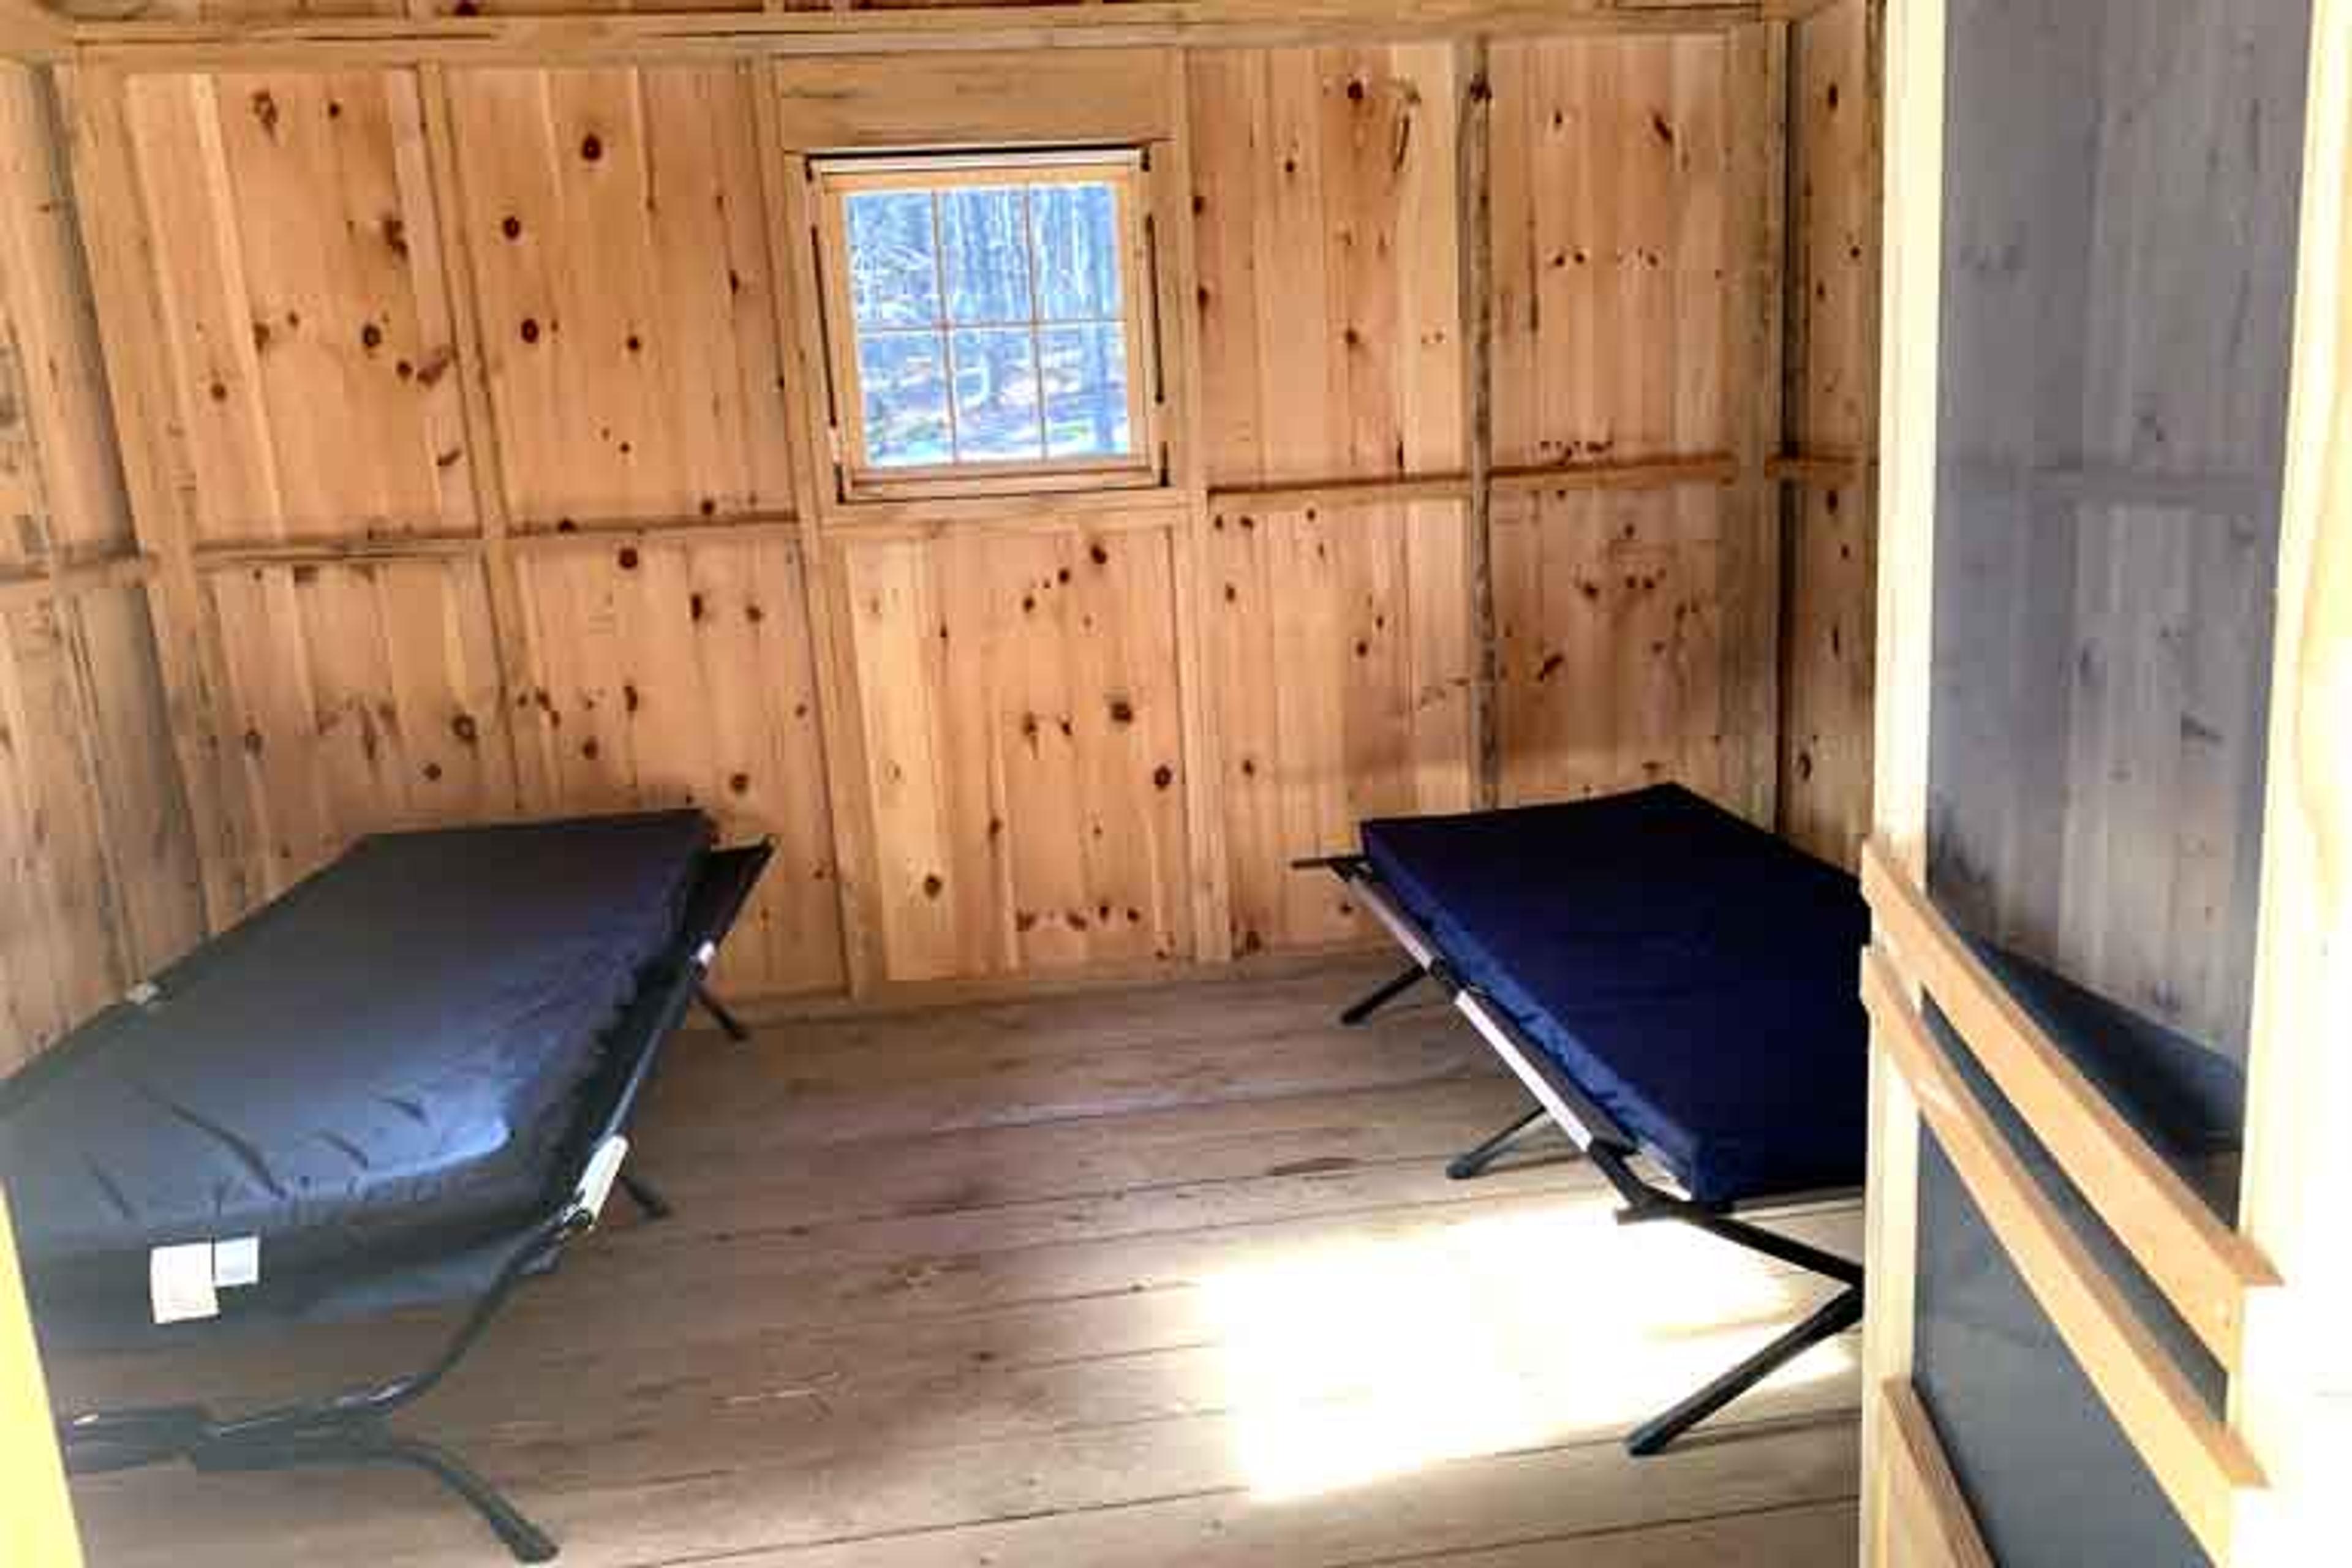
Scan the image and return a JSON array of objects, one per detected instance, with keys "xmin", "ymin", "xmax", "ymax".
[
  {"xmin": 0, "ymin": 812, "xmax": 771, "ymax": 1561},
  {"xmin": 1303, "ymin": 783, "xmax": 1871, "ymax": 1454}
]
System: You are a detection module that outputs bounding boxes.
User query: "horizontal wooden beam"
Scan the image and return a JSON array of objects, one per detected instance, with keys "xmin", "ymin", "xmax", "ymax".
[
  {"xmin": 1207, "ymin": 472, "xmax": 1472, "ymax": 511},
  {"xmin": 1492, "ymin": 452, "xmax": 1739, "ymax": 495},
  {"xmin": 191, "ymin": 535, "xmax": 483, "ymax": 571},
  {"xmin": 1861, "ymin": 945, "xmax": 2263, "ymax": 1566},
  {"xmin": 184, "ymin": 518, "xmax": 808, "ymax": 572},
  {"xmin": 1204, "ymin": 453, "xmax": 1738, "ymax": 513},
  {"xmin": 34, "ymin": 1, "xmax": 1763, "ymax": 71},
  {"xmin": 1768, "ymin": 449, "xmax": 1874, "ymax": 486},
  {"xmin": 514, "ymin": 516, "xmax": 804, "ymax": 554},
  {"xmin": 162, "ymin": 499, "xmax": 1205, "ymax": 573},
  {"xmin": 1860, "ymin": 837, "xmax": 2280, "ymax": 1373},
  {"xmin": 824, "ymin": 498, "xmax": 1189, "ymax": 542},
  {"xmin": 0, "ymin": 549, "xmax": 154, "ymax": 609}
]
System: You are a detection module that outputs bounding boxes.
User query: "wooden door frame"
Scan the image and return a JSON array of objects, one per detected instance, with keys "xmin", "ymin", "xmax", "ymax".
[
  {"xmin": 1, "ymin": 1191, "xmax": 81, "ymax": 1568},
  {"xmin": 1855, "ymin": 0, "xmax": 1948, "ymax": 1555},
  {"xmin": 2233, "ymin": 0, "xmax": 2352, "ymax": 1558},
  {"xmin": 1860, "ymin": 0, "xmax": 2352, "ymax": 1562}
]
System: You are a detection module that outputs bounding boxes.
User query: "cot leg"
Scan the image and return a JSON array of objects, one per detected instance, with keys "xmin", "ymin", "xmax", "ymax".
[
  {"xmin": 618, "ymin": 1170, "xmax": 673, "ymax": 1221},
  {"xmin": 371, "ymin": 1437, "xmax": 560, "ymax": 1563},
  {"xmin": 1446, "ymin": 1106, "xmax": 1552, "ymax": 1180},
  {"xmin": 1623, "ymin": 1284, "xmax": 1863, "ymax": 1456},
  {"xmin": 696, "ymin": 984, "xmax": 751, "ymax": 1042},
  {"xmin": 1340, "ymin": 964, "xmax": 1429, "ymax": 1027}
]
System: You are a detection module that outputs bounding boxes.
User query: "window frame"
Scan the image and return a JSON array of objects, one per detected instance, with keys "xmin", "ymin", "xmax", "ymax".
[{"xmin": 811, "ymin": 149, "xmax": 1162, "ymax": 503}]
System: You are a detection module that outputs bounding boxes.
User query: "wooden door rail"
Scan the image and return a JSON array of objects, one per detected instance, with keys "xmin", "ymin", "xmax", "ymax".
[
  {"xmin": 1860, "ymin": 942, "xmax": 2264, "ymax": 1565},
  {"xmin": 1859, "ymin": 837, "xmax": 2277, "ymax": 1371}
]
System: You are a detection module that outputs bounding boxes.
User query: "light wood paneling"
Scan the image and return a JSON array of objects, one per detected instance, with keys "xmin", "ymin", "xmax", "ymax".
[
  {"xmin": 1487, "ymin": 32, "xmax": 1727, "ymax": 472},
  {"xmin": 0, "ymin": 72, "xmax": 134, "ymax": 565},
  {"xmin": 1483, "ymin": 29, "xmax": 1781, "ymax": 824},
  {"xmin": 512, "ymin": 533, "xmax": 844, "ymax": 998},
  {"xmin": 1206, "ymin": 497, "xmax": 1473, "ymax": 955},
  {"xmin": 67, "ymin": 582, "xmax": 206, "ymax": 982},
  {"xmin": 1492, "ymin": 481, "xmax": 1725, "ymax": 807},
  {"xmin": 1185, "ymin": 43, "xmax": 1474, "ymax": 956},
  {"xmin": 772, "ymin": 48, "xmax": 1174, "ymax": 151},
  {"xmin": 118, "ymin": 69, "xmax": 475, "ymax": 546},
  {"xmin": 0, "ymin": 585, "xmax": 195, "ymax": 1066},
  {"xmin": 1779, "ymin": 0, "xmax": 1875, "ymax": 868},
  {"xmin": 838, "ymin": 520, "xmax": 1192, "ymax": 983},
  {"xmin": 23, "ymin": 21, "xmax": 1855, "ymax": 1016},
  {"xmin": 203, "ymin": 556, "xmax": 517, "ymax": 900},
  {"xmin": 1187, "ymin": 43, "xmax": 1464, "ymax": 489},
  {"xmin": 0, "ymin": 598, "xmax": 124, "ymax": 1062},
  {"xmin": 447, "ymin": 64, "xmax": 797, "ymax": 532},
  {"xmin": 0, "ymin": 62, "xmax": 203, "ymax": 1067}
]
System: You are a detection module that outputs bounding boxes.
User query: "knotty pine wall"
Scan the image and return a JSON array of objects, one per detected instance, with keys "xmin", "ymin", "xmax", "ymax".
[
  {"xmin": 0, "ymin": 63, "xmax": 204, "ymax": 1068},
  {"xmin": 0, "ymin": 0, "xmax": 1882, "ymax": 1054},
  {"xmin": 1779, "ymin": 0, "xmax": 1878, "ymax": 869}
]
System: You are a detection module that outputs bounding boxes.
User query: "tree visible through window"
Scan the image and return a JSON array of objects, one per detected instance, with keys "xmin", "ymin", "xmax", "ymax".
[{"xmin": 818, "ymin": 155, "xmax": 1152, "ymax": 490}]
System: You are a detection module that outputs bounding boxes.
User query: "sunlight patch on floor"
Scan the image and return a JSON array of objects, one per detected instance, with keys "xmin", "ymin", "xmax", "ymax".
[{"xmin": 1200, "ymin": 1193, "xmax": 1853, "ymax": 1499}]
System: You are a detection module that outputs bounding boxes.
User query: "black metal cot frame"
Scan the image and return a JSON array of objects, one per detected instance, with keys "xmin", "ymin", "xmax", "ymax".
[
  {"xmin": 51, "ymin": 841, "xmax": 774, "ymax": 1564},
  {"xmin": 1301, "ymin": 851, "xmax": 1863, "ymax": 1457}
]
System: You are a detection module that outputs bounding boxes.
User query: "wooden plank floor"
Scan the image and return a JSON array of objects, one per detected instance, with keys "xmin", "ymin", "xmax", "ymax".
[{"xmin": 50, "ymin": 956, "xmax": 1863, "ymax": 1567}]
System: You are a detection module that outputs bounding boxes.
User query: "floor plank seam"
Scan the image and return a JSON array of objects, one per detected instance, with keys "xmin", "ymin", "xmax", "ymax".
[{"xmin": 1326, "ymin": 1494, "xmax": 1868, "ymax": 1568}]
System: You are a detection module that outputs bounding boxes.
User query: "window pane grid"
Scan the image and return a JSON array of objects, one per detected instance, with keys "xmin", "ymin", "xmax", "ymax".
[
  {"xmin": 835, "ymin": 167, "xmax": 1139, "ymax": 475},
  {"xmin": 926, "ymin": 190, "xmax": 962, "ymax": 464},
  {"xmin": 1019, "ymin": 185, "xmax": 1046, "ymax": 464}
]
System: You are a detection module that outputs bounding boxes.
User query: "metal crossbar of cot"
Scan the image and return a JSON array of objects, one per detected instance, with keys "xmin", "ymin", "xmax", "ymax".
[
  {"xmin": 1297, "ymin": 852, "xmax": 1864, "ymax": 1457},
  {"xmin": 53, "ymin": 844, "xmax": 774, "ymax": 1564}
]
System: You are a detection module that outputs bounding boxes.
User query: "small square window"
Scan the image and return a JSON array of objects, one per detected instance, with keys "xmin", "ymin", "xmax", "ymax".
[{"xmin": 815, "ymin": 153, "xmax": 1156, "ymax": 499}]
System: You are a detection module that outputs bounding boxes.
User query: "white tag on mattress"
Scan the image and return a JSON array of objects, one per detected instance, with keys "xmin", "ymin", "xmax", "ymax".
[
  {"xmin": 150, "ymin": 1243, "xmax": 219, "ymax": 1324},
  {"xmin": 213, "ymin": 1235, "xmax": 260, "ymax": 1289}
]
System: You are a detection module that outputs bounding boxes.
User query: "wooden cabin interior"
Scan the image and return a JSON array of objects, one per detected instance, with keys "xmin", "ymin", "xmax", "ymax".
[{"xmin": 0, "ymin": 0, "xmax": 2344, "ymax": 1564}]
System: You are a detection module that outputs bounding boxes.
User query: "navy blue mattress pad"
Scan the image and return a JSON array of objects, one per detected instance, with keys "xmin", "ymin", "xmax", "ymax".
[
  {"xmin": 1362, "ymin": 785, "xmax": 1872, "ymax": 1206},
  {"xmin": 0, "ymin": 812, "xmax": 713, "ymax": 1327}
]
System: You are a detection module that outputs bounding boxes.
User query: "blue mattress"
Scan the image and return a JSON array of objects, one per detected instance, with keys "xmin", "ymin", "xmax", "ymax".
[
  {"xmin": 0, "ymin": 812, "xmax": 712, "ymax": 1326},
  {"xmin": 1362, "ymin": 785, "xmax": 1871, "ymax": 1205}
]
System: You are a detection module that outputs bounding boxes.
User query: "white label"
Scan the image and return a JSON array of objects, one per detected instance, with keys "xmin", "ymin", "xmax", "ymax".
[
  {"xmin": 212, "ymin": 1235, "xmax": 260, "ymax": 1289},
  {"xmin": 150, "ymin": 1243, "xmax": 219, "ymax": 1325}
]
